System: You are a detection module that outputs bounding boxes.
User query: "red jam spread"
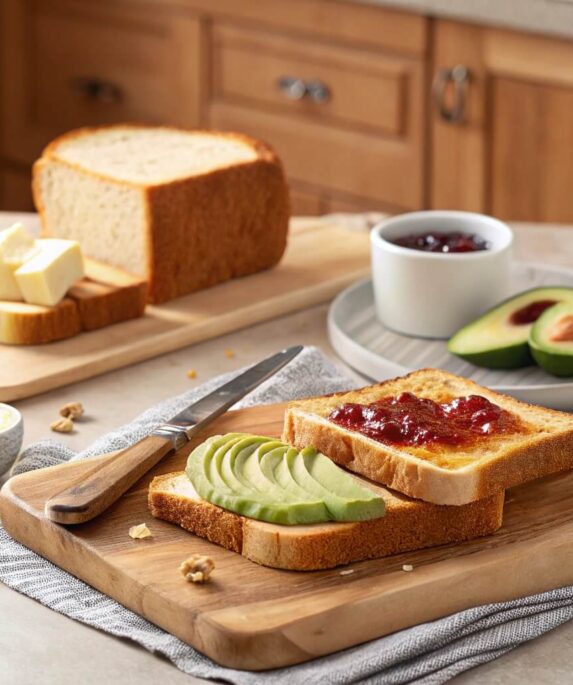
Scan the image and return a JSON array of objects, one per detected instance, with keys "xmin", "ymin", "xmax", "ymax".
[
  {"xmin": 509, "ymin": 300, "xmax": 557, "ymax": 325},
  {"xmin": 328, "ymin": 392, "xmax": 520, "ymax": 448},
  {"xmin": 391, "ymin": 232, "xmax": 489, "ymax": 253}
]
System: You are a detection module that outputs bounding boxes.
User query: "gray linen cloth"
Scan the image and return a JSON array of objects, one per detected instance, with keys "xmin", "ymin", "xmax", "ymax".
[{"xmin": 1, "ymin": 346, "xmax": 572, "ymax": 684}]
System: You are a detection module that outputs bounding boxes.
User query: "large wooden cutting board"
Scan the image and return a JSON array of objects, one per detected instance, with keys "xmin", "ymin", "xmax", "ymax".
[
  {"xmin": 0, "ymin": 219, "xmax": 370, "ymax": 401},
  {"xmin": 2, "ymin": 403, "xmax": 573, "ymax": 671}
]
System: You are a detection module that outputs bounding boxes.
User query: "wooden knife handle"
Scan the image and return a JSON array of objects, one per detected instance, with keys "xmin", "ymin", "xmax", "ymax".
[{"xmin": 44, "ymin": 434, "xmax": 174, "ymax": 524}]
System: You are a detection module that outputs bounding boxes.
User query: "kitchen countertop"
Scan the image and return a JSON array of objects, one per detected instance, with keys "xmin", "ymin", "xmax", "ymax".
[
  {"xmin": 2, "ymin": 212, "xmax": 573, "ymax": 684},
  {"xmin": 356, "ymin": 0, "xmax": 573, "ymax": 41}
]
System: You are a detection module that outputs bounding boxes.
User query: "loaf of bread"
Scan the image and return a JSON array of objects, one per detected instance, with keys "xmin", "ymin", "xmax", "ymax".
[
  {"xmin": 149, "ymin": 472, "xmax": 503, "ymax": 571},
  {"xmin": 283, "ymin": 368, "xmax": 573, "ymax": 506},
  {"xmin": 33, "ymin": 125, "xmax": 290, "ymax": 304}
]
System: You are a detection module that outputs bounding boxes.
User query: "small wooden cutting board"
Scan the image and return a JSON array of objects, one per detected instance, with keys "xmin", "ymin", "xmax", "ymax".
[
  {"xmin": 0, "ymin": 219, "xmax": 370, "ymax": 401},
  {"xmin": 2, "ymin": 402, "xmax": 573, "ymax": 670}
]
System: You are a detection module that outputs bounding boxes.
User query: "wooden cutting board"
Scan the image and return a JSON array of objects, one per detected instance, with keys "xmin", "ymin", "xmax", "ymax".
[
  {"xmin": 2, "ymin": 402, "xmax": 573, "ymax": 671},
  {"xmin": 0, "ymin": 219, "xmax": 370, "ymax": 401}
]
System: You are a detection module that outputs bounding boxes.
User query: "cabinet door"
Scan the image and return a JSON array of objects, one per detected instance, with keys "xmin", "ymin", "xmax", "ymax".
[
  {"xmin": 431, "ymin": 21, "xmax": 573, "ymax": 223},
  {"xmin": 0, "ymin": 0, "xmax": 204, "ymax": 165},
  {"xmin": 0, "ymin": 166, "xmax": 34, "ymax": 212}
]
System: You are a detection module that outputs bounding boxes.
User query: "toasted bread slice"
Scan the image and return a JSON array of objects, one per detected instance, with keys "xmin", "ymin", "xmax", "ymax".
[
  {"xmin": 148, "ymin": 471, "xmax": 503, "ymax": 571},
  {"xmin": 282, "ymin": 369, "xmax": 573, "ymax": 506}
]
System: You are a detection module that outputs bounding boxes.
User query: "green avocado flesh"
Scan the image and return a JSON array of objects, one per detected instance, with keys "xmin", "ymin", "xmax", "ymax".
[
  {"xmin": 185, "ymin": 433, "xmax": 386, "ymax": 525},
  {"xmin": 530, "ymin": 302, "xmax": 573, "ymax": 377},
  {"xmin": 448, "ymin": 287, "xmax": 573, "ymax": 369}
]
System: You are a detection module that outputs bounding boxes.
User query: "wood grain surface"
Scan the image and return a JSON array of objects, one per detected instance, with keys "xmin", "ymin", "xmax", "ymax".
[
  {"xmin": 2, "ymin": 403, "xmax": 573, "ymax": 670},
  {"xmin": 0, "ymin": 220, "xmax": 370, "ymax": 402}
]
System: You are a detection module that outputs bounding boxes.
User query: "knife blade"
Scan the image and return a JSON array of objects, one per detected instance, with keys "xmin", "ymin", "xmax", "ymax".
[{"xmin": 44, "ymin": 345, "xmax": 303, "ymax": 524}]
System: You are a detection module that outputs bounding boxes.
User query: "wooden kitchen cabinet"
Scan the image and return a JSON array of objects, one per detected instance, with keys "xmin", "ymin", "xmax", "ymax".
[
  {"xmin": 0, "ymin": 0, "xmax": 204, "ymax": 207},
  {"xmin": 431, "ymin": 21, "xmax": 573, "ymax": 223}
]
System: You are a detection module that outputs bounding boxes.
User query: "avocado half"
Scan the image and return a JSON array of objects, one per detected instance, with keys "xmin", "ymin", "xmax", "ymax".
[
  {"xmin": 529, "ymin": 302, "xmax": 573, "ymax": 377},
  {"xmin": 448, "ymin": 287, "xmax": 573, "ymax": 369}
]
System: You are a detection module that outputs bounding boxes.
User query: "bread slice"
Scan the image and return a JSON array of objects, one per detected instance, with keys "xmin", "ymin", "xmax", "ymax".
[
  {"xmin": 149, "ymin": 471, "xmax": 504, "ymax": 571},
  {"xmin": 0, "ymin": 298, "xmax": 81, "ymax": 344},
  {"xmin": 68, "ymin": 259, "xmax": 147, "ymax": 331},
  {"xmin": 0, "ymin": 259, "xmax": 147, "ymax": 344},
  {"xmin": 33, "ymin": 125, "xmax": 290, "ymax": 304},
  {"xmin": 282, "ymin": 369, "xmax": 573, "ymax": 506}
]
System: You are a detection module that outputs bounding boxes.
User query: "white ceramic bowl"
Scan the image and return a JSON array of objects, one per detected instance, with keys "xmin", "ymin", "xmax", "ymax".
[
  {"xmin": 0, "ymin": 403, "xmax": 23, "ymax": 476},
  {"xmin": 370, "ymin": 211, "xmax": 513, "ymax": 338}
]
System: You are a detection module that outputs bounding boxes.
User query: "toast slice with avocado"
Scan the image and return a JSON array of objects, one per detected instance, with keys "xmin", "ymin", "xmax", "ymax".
[
  {"xmin": 282, "ymin": 368, "xmax": 573, "ymax": 506},
  {"xmin": 149, "ymin": 471, "xmax": 503, "ymax": 571}
]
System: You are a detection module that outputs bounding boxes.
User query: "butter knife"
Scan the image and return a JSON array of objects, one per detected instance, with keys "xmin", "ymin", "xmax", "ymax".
[{"xmin": 45, "ymin": 345, "xmax": 303, "ymax": 524}]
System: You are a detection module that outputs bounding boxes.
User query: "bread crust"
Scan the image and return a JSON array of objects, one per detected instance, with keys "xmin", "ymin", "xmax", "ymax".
[
  {"xmin": 33, "ymin": 125, "xmax": 291, "ymax": 304},
  {"xmin": 0, "ymin": 298, "xmax": 81, "ymax": 345},
  {"xmin": 148, "ymin": 472, "xmax": 504, "ymax": 571},
  {"xmin": 282, "ymin": 369, "xmax": 573, "ymax": 505}
]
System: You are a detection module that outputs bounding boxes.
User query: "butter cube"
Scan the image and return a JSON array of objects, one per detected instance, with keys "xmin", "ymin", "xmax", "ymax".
[
  {"xmin": 0, "ymin": 223, "xmax": 38, "ymax": 301},
  {"xmin": 16, "ymin": 239, "xmax": 84, "ymax": 306}
]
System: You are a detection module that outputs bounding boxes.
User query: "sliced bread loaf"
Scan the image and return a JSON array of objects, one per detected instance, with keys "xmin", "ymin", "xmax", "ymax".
[
  {"xmin": 282, "ymin": 368, "xmax": 573, "ymax": 505},
  {"xmin": 33, "ymin": 125, "xmax": 290, "ymax": 303},
  {"xmin": 149, "ymin": 471, "xmax": 504, "ymax": 570}
]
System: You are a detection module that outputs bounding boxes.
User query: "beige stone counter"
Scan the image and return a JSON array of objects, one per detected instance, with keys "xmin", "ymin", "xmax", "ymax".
[
  {"xmin": 1, "ymin": 212, "xmax": 573, "ymax": 684},
  {"xmin": 356, "ymin": 0, "xmax": 573, "ymax": 40}
]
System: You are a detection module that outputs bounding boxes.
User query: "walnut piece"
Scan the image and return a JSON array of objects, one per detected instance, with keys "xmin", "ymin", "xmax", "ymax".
[
  {"xmin": 179, "ymin": 555, "xmax": 215, "ymax": 583},
  {"xmin": 50, "ymin": 416, "xmax": 74, "ymax": 433},
  {"xmin": 59, "ymin": 402, "xmax": 85, "ymax": 420},
  {"xmin": 129, "ymin": 523, "xmax": 152, "ymax": 539}
]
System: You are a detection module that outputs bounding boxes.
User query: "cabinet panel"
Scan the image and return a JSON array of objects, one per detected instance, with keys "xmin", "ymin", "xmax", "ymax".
[
  {"xmin": 0, "ymin": 0, "xmax": 204, "ymax": 165},
  {"xmin": 491, "ymin": 78, "xmax": 573, "ymax": 222},
  {"xmin": 213, "ymin": 24, "xmax": 407, "ymax": 135},
  {"xmin": 210, "ymin": 100, "xmax": 424, "ymax": 209},
  {"xmin": 0, "ymin": 167, "xmax": 34, "ymax": 212}
]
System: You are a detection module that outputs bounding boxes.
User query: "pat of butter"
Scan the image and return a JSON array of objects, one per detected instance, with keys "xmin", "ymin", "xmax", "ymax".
[
  {"xmin": 0, "ymin": 223, "xmax": 38, "ymax": 301},
  {"xmin": 16, "ymin": 239, "xmax": 84, "ymax": 306}
]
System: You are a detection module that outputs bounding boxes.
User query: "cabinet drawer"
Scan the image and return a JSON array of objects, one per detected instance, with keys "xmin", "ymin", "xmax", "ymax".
[
  {"xmin": 209, "ymin": 100, "xmax": 424, "ymax": 209},
  {"xmin": 1, "ymin": 0, "xmax": 203, "ymax": 164},
  {"xmin": 213, "ymin": 25, "xmax": 413, "ymax": 136}
]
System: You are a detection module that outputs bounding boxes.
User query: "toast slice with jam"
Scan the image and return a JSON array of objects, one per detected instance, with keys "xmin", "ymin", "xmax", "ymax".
[{"xmin": 282, "ymin": 369, "xmax": 573, "ymax": 505}]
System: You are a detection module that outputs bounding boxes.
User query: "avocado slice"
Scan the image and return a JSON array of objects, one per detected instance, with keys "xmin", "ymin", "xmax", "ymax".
[
  {"xmin": 448, "ymin": 287, "xmax": 573, "ymax": 369},
  {"xmin": 185, "ymin": 433, "xmax": 385, "ymax": 525},
  {"xmin": 529, "ymin": 302, "xmax": 573, "ymax": 377}
]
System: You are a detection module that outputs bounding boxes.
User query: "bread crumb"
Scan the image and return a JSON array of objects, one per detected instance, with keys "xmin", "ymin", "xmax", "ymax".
[
  {"xmin": 224, "ymin": 348, "xmax": 235, "ymax": 358},
  {"xmin": 339, "ymin": 569, "xmax": 354, "ymax": 576},
  {"xmin": 180, "ymin": 554, "xmax": 215, "ymax": 583},
  {"xmin": 129, "ymin": 523, "xmax": 152, "ymax": 539},
  {"xmin": 186, "ymin": 369, "xmax": 198, "ymax": 379},
  {"xmin": 402, "ymin": 564, "xmax": 414, "ymax": 572},
  {"xmin": 50, "ymin": 416, "xmax": 74, "ymax": 433},
  {"xmin": 59, "ymin": 401, "xmax": 84, "ymax": 420}
]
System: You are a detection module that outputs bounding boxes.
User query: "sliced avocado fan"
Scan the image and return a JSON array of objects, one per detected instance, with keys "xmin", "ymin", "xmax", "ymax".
[
  {"xmin": 529, "ymin": 301, "xmax": 573, "ymax": 377},
  {"xmin": 186, "ymin": 433, "xmax": 386, "ymax": 525},
  {"xmin": 448, "ymin": 287, "xmax": 573, "ymax": 369}
]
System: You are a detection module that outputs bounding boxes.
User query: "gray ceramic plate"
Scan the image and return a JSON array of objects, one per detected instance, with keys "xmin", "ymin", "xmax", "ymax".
[{"xmin": 328, "ymin": 263, "xmax": 573, "ymax": 410}]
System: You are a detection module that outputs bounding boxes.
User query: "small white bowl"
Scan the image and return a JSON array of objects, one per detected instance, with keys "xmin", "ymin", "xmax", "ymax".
[
  {"xmin": 370, "ymin": 211, "xmax": 513, "ymax": 339},
  {"xmin": 0, "ymin": 403, "xmax": 23, "ymax": 476}
]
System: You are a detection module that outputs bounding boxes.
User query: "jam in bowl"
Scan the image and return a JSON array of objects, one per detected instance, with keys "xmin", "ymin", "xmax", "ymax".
[{"xmin": 391, "ymin": 231, "xmax": 489, "ymax": 254}]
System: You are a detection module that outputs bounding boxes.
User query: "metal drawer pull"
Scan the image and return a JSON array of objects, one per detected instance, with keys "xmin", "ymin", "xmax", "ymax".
[
  {"xmin": 277, "ymin": 76, "xmax": 331, "ymax": 103},
  {"xmin": 432, "ymin": 65, "xmax": 470, "ymax": 124},
  {"xmin": 69, "ymin": 77, "xmax": 123, "ymax": 104}
]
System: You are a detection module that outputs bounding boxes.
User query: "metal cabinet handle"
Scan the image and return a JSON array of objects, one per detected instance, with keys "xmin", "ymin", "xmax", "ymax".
[
  {"xmin": 69, "ymin": 77, "xmax": 123, "ymax": 104},
  {"xmin": 432, "ymin": 65, "xmax": 470, "ymax": 124},
  {"xmin": 277, "ymin": 76, "xmax": 331, "ymax": 103}
]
